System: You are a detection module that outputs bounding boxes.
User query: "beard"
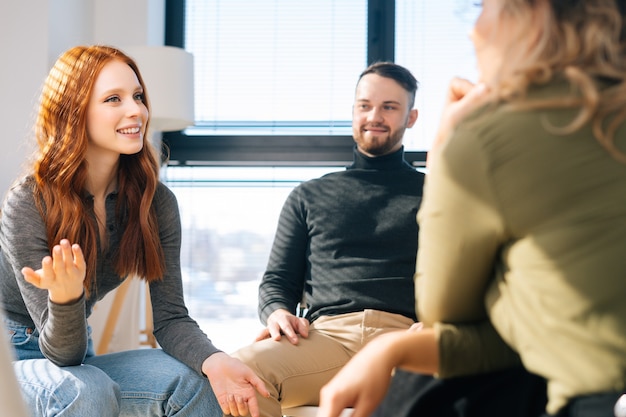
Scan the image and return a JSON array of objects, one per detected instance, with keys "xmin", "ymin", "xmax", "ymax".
[{"xmin": 353, "ymin": 124, "xmax": 406, "ymax": 156}]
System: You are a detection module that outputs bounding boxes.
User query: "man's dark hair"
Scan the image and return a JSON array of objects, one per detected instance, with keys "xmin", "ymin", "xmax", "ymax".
[{"xmin": 358, "ymin": 62, "xmax": 419, "ymax": 109}]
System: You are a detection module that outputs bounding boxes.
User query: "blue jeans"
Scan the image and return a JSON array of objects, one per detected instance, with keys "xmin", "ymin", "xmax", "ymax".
[{"xmin": 6, "ymin": 319, "xmax": 221, "ymax": 416}]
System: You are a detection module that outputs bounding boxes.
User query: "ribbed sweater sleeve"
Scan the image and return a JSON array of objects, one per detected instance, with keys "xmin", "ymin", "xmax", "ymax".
[
  {"xmin": 0, "ymin": 178, "xmax": 88, "ymax": 365},
  {"xmin": 149, "ymin": 184, "xmax": 221, "ymax": 374},
  {"xmin": 0, "ymin": 179, "xmax": 220, "ymax": 373}
]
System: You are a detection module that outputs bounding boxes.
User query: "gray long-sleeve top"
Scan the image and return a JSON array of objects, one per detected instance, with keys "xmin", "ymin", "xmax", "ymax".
[
  {"xmin": 0, "ymin": 177, "xmax": 220, "ymax": 372},
  {"xmin": 259, "ymin": 147, "xmax": 425, "ymax": 324}
]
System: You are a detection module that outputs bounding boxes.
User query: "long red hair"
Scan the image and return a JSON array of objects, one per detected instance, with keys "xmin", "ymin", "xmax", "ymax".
[{"xmin": 33, "ymin": 45, "xmax": 165, "ymax": 292}]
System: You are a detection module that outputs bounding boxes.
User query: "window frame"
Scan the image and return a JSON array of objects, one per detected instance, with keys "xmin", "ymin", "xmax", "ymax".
[{"xmin": 163, "ymin": 0, "xmax": 427, "ymax": 168}]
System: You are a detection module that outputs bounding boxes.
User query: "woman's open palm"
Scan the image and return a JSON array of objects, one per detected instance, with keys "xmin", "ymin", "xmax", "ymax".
[{"xmin": 22, "ymin": 239, "xmax": 86, "ymax": 304}]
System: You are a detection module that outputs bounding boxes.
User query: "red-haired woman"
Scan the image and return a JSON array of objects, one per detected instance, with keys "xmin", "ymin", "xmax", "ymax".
[{"xmin": 0, "ymin": 45, "xmax": 267, "ymax": 417}]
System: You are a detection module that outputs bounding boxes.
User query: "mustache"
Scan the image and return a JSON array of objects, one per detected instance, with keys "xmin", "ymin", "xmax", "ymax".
[{"xmin": 362, "ymin": 123, "xmax": 389, "ymax": 131}]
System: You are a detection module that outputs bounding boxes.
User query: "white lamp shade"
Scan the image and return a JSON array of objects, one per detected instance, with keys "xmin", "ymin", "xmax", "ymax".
[{"xmin": 123, "ymin": 46, "xmax": 195, "ymax": 132}]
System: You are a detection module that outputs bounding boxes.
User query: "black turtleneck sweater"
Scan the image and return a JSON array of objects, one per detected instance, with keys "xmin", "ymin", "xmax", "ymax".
[{"xmin": 258, "ymin": 147, "xmax": 425, "ymax": 323}]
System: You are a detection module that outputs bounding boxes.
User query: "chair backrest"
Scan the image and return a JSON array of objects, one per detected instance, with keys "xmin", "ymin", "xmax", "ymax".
[
  {"xmin": 0, "ymin": 319, "xmax": 29, "ymax": 417},
  {"xmin": 282, "ymin": 405, "xmax": 353, "ymax": 417}
]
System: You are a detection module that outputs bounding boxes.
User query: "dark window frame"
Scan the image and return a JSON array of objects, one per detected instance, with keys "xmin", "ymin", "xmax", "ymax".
[{"xmin": 163, "ymin": 0, "xmax": 427, "ymax": 167}]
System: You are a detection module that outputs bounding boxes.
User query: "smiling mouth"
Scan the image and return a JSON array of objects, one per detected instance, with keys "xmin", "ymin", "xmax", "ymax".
[
  {"xmin": 117, "ymin": 127, "xmax": 141, "ymax": 134},
  {"xmin": 365, "ymin": 127, "xmax": 388, "ymax": 134}
]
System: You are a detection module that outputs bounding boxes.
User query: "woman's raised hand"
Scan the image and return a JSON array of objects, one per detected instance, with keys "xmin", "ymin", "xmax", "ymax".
[
  {"xmin": 22, "ymin": 239, "xmax": 86, "ymax": 304},
  {"xmin": 428, "ymin": 78, "xmax": 490, "ymax": 168}
]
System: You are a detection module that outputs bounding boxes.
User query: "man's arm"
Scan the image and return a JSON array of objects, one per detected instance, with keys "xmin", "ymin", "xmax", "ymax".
[{"xmin": 257, "ymin": 187, "xmax": 311, "ymax": 344}]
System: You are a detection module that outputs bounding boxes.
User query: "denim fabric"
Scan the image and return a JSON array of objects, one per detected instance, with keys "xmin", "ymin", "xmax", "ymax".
[{"xmin": 6, "ymin": 319, "xmax": 221, "ymax": 417}]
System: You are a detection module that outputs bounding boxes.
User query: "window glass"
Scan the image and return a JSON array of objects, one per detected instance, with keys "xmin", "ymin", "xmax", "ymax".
[
  {"xmin": 172, "ymin": 1, "xmax": 481, "ymax": 352},
  {"xmin": 163, "ymin": 166, "xmax": 343, "ymax": 352},
  {"xmin": 395, "ymin": 0, "xmax": 480, "ymax": 150},
  {"xmin": 185, "ymin": 0, "xmax": 367, "ymax": 136}
]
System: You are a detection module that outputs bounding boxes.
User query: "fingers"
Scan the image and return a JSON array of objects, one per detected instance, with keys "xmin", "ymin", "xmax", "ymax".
[
  {"xmin": 52, "ymin": 239, "xmax": 85, "ymax": 277},
  {"xmin": 280, "ymin": 323, "xmax": 300, "ymax": 345},
  {"xmin": 408, "ymin": 322, "xmax": 424, "ymax": 332},
  {"xmin": 267, "ymin": 321, "xmax": 284, "ymax": 341},
  {"xmin": 461, "ymin": 83, "xmax": 489, "ymax": 106},
  {"xmin": 231, "ymin": 394, "xmax": 248, "ymax": 416},
  {"xmin": 447, "ymin": 77, "xmax": 476, "ymax": 103},
  {"xmin": 318, "ymin": 387, "xmax": 355, "ymax": 417},
  {"xmin": 21, "ymin": 266, "xmax": 42, "ymax": 288},
  {"xmin": 247, "ymin": 395, "xmax": 261, "ymax": 417},
  {"xmin": 295, "ymin": 317, "xmax": 310, "ymax": 338},
  {"xmin": 254, "ymin": 327, "xmax": 271, "ymax": 342},
  {"xmin": 249, "ymin": 373, "xmax": 270, "ymax": 399},
  {"xmin": 264, "ymin": 309, "xmax": 310, "ymax": 344},
  {"xmin": 52, "ymin": 239, "xmax": 72, "ymax": 275},
  {"xmin": 220, "ymin": 392, "xmax": 263, "ymax": 417},
  {"xmin": 21, "ymin": 258, "xmax": 53, "ymax": 289},
  {"xmin": 220, "ymin": 394, "xmax": 250, "ymax": 417},
  {"xmin": 22, "ymin": 239, "xmax": 86, "ymax": 304},
  {"xmin": 317, "ymin": 396, "xmax": 347, "ymax": 417},
  {"xmin": 71, "ymin": 243, "xmax": 86, "ymax": 272}
]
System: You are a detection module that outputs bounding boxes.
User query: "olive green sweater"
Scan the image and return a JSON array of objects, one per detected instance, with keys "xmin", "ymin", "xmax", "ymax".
[{"xmin": 417, "ymin": 79, "xmax": 626, "ymax": 414}]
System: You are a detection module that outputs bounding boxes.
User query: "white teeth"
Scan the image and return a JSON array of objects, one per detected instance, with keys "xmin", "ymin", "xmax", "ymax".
[{"xmin": 118, "ymin": 127, "xmax": 140, "ymax": 134}]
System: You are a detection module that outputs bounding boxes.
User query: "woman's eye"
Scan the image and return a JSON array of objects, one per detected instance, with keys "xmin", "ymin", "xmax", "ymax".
[
  {"xmin": 104, "ymin": 96, "xmax": 121, "ymax": 103},
  {"xmin": 134, "ymin": 92, "xmax": 145, "ymax": 101}
]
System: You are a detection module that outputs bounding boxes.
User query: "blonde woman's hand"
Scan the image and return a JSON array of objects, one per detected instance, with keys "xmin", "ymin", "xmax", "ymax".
[
  {"xmin": 317, "ymin": 333, "xmax": 401, "ymax": 417},
  {"xmin": 203, "ymin": 352, "xmax": 270, "ymax": 417},
  {"xmin": 428, "ymin": 78, "xmax": 490, "ymax": 168},
  {"xmin": 21, "ymin": 239, "xmax": 86, "ymax": 305},
  {"xmin": 318, "ymin": 328, "xmax": 439, "ymax": 417}
]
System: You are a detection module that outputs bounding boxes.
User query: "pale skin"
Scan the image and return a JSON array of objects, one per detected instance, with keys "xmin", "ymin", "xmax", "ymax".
[
  {"xmin": 21, "ymin": 59, "xmax": 269, "ymax": 417},
  {"xmin": 314, "ymin": 77, "xmax": 490, "ymax": 417},
  {"xmin": 317, "ymin": 0, "xmax": 544, "ymax": 414},
  {"xmin": 352, "ymin": 73, "xmax": 418, "ymax": 158},
  {"xmin": 255, "ymin": 72, "xmax": 418, "ymax": 346},
  {"xmin": 317, "ymin": 325, "xmax": 438, "ymax": 417}
]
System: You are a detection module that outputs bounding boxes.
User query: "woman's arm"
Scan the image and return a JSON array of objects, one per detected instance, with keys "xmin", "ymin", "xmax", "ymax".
[
  {"xmin": 416, "ymin": 134, "xmax": 504, "ymax": 325},
  {"xmin": 317, "ymin": 320, "xmax": 522, "ymax": 417},
  {"xmin": 417, "ymin": 79, "xmax": 500, "ymax": 326},
  {"xmin": 0, "ymin": 179, "xmax": 89, "ymax": 365},
  {"xmin": 318, "ymin": 327, "xmax": 438, "ymax": 417},
  {"xmin": 148, "ymin": 183, "xmax": 269, "ymax": 417},
  {"xmin": 148, "ymin": 183, "xmax": 220, "ymax": 370}
]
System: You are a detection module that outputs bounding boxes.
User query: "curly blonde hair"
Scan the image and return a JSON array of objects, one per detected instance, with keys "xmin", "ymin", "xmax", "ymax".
[{"xmin": 490, "ymin": 0, "xmax": 626, "ymax": 162}]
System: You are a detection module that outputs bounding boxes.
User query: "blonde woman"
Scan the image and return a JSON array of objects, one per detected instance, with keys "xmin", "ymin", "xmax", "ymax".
[{"xmin": 319, "ymin": 1, "xmax": 626, "ymax": 416}]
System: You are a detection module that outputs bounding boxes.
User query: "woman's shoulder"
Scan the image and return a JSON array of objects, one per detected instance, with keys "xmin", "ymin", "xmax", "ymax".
[
  {"xmin": 154, "ymin": 181, "xmax": 176, "ymax": 200},
  {"xmin": 460, "ymin": 80, "xmax": 574, "ymax": 142},
  {"xmin": 153, "ymin": 181, "xmax": 180, "ymax": 213},
  {"xmin": 3, "ymin": 176, "xmax": 37, "ymax": 207},
  {"xmin": 1, "ymin": 176, "xmax": 43, "ymax": 231}
]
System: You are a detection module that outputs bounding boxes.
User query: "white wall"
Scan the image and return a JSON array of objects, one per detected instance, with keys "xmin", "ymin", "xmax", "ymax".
[{"xmin": 0, "ymin": 0, "xmax": 165, "ymax": 196}]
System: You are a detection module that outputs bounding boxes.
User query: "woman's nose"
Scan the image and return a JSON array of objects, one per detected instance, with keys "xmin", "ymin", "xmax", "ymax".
[{"xmin": 126, "ymin": 99, "xmax": 146, "ymax": 119}]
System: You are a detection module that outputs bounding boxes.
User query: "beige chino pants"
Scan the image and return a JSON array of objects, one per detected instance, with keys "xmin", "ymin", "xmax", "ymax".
[{"xmin": 230, "ymin": 309, "xmax": 414, "ymax": 417}]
